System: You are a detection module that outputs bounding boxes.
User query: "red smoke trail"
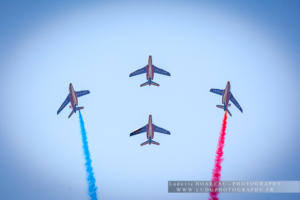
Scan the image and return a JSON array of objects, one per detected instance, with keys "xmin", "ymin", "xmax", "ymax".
[{"xmin": 209, "ymin": 111, "xmax": 228, "ymax": 200}]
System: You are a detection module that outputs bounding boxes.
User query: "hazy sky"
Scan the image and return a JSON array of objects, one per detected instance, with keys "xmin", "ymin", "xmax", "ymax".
[{"xmin": 1, "ymin": 1, "xmax": 300, "ymax": 200}]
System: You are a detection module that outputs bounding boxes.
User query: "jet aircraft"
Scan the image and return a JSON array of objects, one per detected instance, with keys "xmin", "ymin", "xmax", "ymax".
[
  {"xmin": 210, "ymin": 81, "xmax": 243, "ymax": 116},
  {"xmin": 57, "ymin": 83, "xmax": 90, "ymax": 118},
  {"xmin": 129, "ymin": 55, "xmax": 171, "ymax": 87},
  {"xmin": 130, "ymin": 115, "xmax": 170, "ymax": 146}
]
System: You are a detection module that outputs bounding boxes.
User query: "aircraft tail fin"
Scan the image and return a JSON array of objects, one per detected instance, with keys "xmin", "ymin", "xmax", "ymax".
[{"xmin": 216, "ymin": 105, "xmax": 232, "ymax": 117}]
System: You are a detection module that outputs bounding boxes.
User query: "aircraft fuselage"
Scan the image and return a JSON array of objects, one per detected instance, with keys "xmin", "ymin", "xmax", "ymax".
[
  {"xmin": 146, "ymin": 55, "xmax": 154, "ymax": 81},
  {"xmin": 69, "ymin": 83, "xmax": 78, "ymax": 110},
  {"xmin": 222, "ymin": 81, "xmax": 231, "ymax": 110},
  {"xmin": 146, "ymin": 114, "xmax": 154, "ymax": 141}
]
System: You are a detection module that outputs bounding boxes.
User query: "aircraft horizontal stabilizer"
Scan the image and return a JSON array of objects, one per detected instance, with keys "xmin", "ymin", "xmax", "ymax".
[
  {"xmin": 151, "ymin": 140, "xmax": 160, "ymax": 145},
  {"xmin": 216, "ymin": 105, "xmax": 224, "ymax": 109},
  {"xmin": 151, "ymin": 81, "xmax": 160, "ymax": 86},
  {"xmin": 68, "ymin": 110, "xmax": 75, "ymax": 118},
  {"xmin": 76, "ymin": 106, "xmax": 84, "ymax": 111},
  {"xmin": 226, "ymin": 110, "xmax": 232, "ymax": 117},
  {"xmin": 140, "ymin": 81, "xmax": 160, "ymax": 87},
  {"xmin": 140, "ymin": 140, "xmax": 149, "ymax": 146},
  {"xmin": 140, "ymin": 82, "xmax": 149, "ymax": 87},
  {"xmin": 140, "ymin": 140, "xmax": 160, "ymax": 146}
]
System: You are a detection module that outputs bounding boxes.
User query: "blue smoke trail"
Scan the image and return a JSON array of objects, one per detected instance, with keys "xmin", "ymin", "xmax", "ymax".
[{"xmin": 78, "ymin": 110, "xmax": 98, "ymax": 200}]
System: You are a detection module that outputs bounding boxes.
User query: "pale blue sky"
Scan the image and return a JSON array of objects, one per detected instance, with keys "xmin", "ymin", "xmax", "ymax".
[{"xmin": 0, "ymin": 1, "xmax": 300, "ymax": 200}]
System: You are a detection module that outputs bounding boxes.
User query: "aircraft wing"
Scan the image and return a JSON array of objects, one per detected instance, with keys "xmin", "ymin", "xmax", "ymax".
[
  {"xmin": 210, "ymin": 88, "xmax": 223, "ymax": 95},
  {"xmin": 229, "ymin": 92, "xmax": 243, "ymax": 113},
  {"xmin": 153, "ymin": 65, "xmax": 171, "ymax": 76},
  {"xmin": 76, "ymin": 90, "xmax": 90, "ymax": 97},
  {"xmin": 129, "ymin": 66, "xmax": 147, "ymax": 77},
  {"xmin": 153, "ymin": 124, "xmax": 171, "ymax": 135},
  {"xmin": 130, "ymin": 125, "xmax": 147, "ymax": 136},
  {"xmin": 57, "ymin": 95, "xmax": 70, "ymax": 115}
]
